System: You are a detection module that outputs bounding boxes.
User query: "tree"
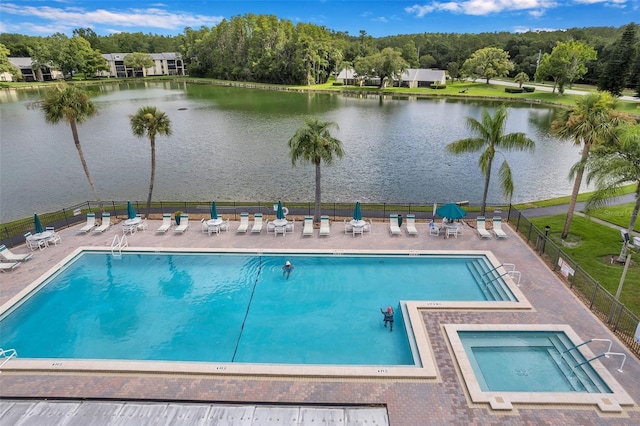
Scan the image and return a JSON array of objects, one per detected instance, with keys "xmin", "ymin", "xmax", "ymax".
[
  {"xmin": 130, "ymin": 106, "xmax": 172, "ymax": 219},
  {"xmin": 447, "ymin": 62, "xmax": 459, "ymax": 82},
  {"xmin": 355, "ymin": 47, "xmax": 408, "ymax": 88},
  {"xmin": 402, "ymin": 40, "xmax": 419, "ymax": 68},
  {"xmin": 513, "ymin": 71, "xmax": 529, "ymax": 88},
  {"xmin": 42, "ymin": 84, "xmax": 102, "ymax": 208},
  {"xmin": 124, "ymin": 52, "xmax": 154, "ymax": 77},
  {"xmin": 446, "ymin": 106, "xmax": 535, "ymax": 216},
  {"xmin": 0, "ymin": 43, "xmax": 19, "ymax": 78},
  {"xmin": 598, "ymin": 23, "xmax": 638, "ymax": 96},
  {"xmin": 288, "ymin": 118, "xmax": 344, "ymax": 222},
  {"xmin": 461, "ymin": 47, "xmax": 514, "ymax": 83},
  {"xmin": 535, "ymin": 40, "xmax": 597, "ymax": 95},
  {"xmin": 551, "ymin": 91, "xmax": 635, "ymax": 239},
  {"xmin": 584, "ymin": 122, "xmax": 640, "ymax": 261}
]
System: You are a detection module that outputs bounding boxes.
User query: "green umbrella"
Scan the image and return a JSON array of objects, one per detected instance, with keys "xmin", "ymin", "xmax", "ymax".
[
  {"xmin": 34, "ymin": 213, "xmax": 43, "ymax": 234},
  {"xmin": 127, "ymin": 201, "xmax": 137, "ymax": 219},
  {"xmin": 276, "ymin": 200, "xmax": 285, "ymax": 220},
  {"xmin": 210, "ymin": 201, "xmax": 218, "ymax": 220},
  {"xmin": 353, "ymin": 202, "xmax": 362, "ymax": 221},
  {"xmin": 436, "ymin": 203, "xmax": 467, "ymax": 220}
]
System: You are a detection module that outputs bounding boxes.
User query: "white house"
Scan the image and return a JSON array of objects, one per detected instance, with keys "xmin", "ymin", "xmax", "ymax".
[
  {"xmin": 3, "ymin": 57, "xmax": 63, "ymax": 82},
  {"xmin": 100, "ymin": 53, "xmax": 185, "ymax": 78},
  {"xmin": 337, "ymin": 68, "xmax": 446, "ymax": 87}
]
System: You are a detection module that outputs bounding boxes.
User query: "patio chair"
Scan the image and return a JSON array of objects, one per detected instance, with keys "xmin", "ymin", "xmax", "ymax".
[
  {"xmin": 236, "ymin": 213, "xmax": 249, "ymax": 233},
  {"xmin": 302, "ymin": 216, "xmax": 314, "ymax": 237},
  {"xmin": 251, "ymin": 214, "xmax": 264, "ymax": 233},
  {"xmin": 429, "ymin": 221, "xmax": 440, "ymax": 236},
  {"xmin": 0, "ymin": 244, "xmax": 33, "ymax": 262},
  {"xmin": 319, "ymin": 216, "xmax": 330, "ymax": 236},
  {"xmin": 0, "ymin": 261, "xmax": 19, "ymax": 272},
  {"xmin": 77, "ymin": 213, "xmax": 96, "ymax": 233},
  {"xmin": 406, "ymin": 214, "xmax": 418, "ymax": 236},
  {"xmin": 389, "ymin": 214, "xmax": 402, "ymax": 235},
  {"xmin": 174, "ymin": 214, "xmax": 189, "ymax": 233},
  {"xmin": 285, "ymin": 219, "xmax": 295, "ymax": 234},
  {"xmin": 93, "ymin": 213, "xmax": 111, "ymax": 233},
  {"xmin": 156, "ymin": 214, "xmax": 172, "ymax": 233},
  {"xmin": 137, "ymin": 219, "xmax": 148, "ymax": 232},
  {"xmin": 476, "ymin": 217, "xmax": 492, "ymax": 239},
  {"xmin": 24, "ymin": 232, "xmax": 46, "ymax": 251},
  {"xmin": 219, "ymin": 219, "xmax": 230, "ymax": 233},
  {"xmin": 200, "ymin": 218, "xmax": 208, "ymax": 233},
  {"xmin": 45, "ymin": 226, "xmax": 62, "ymax": 246},
  {"xmin": 274, "ymin": 225, "xmax": 286, "ymax": 237},
  {"xmin": 492, "ymin": 217, "xmax": 508, "ymax": 239},
  {"xmin": 344, "ymin": 220, "xmax": 353, "ymax": 234}
]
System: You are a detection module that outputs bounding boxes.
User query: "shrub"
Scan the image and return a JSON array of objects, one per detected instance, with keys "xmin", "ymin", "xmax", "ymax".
[
  {"xmin": 431, "ymin": 83, "xmax": 446, "ymax": 89},
  {"xmin": 522, "ymin": 86, "xmax": 535, "ymax": 92},
  {"xmin": 504, "ymin": 87, "xmax": 524, "ymax": 93},
  {"xmin": 332, "ymin": 82, "xmax": 344, "ymax": 86}
]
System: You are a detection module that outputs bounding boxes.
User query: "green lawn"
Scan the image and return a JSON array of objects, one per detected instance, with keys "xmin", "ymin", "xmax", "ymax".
[{"xmin": 529, "ymin": 215, "xmax": 640, "ymax": 317}]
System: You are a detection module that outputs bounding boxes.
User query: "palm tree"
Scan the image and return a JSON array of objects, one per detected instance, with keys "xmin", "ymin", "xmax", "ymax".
[
  {"xmin": 130, "ymin": 106, "xmax": 172, "ymax": 219},
  {"xmin": 42, "ymin": 84, "xmax": 102, "ymax": 208},
  {"xmin": 551, "ymin": 91, "xmax": 634, "ymax": 239},
  {"xmin": 288, "ymin": 118, "xmax": 344, "ymax": 222},
  {"xmin": 446, "ymin": 106, "xmax": 535, "ymax": 216},
  {"xmin": 584, "ymin": 122, "xmax": 640, "ymax": 261}
]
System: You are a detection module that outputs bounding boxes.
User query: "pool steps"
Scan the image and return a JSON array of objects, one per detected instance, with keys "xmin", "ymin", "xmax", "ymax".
[{"xmin": 465, "ymin": 259, "xmax": 516, "ymax": 302}]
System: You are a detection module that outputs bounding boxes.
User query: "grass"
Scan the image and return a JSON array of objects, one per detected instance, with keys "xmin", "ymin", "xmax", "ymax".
[
  {"xmin": 587, "ymin": 203, "xmax": 640, "ymax": 233},
  {"xmin": 513, "ymin": 184, "xmax": 637, "ymax": 209},
  {"xmin": 529, "ymin": 215, "xmax": 640, "ymax": 317}
]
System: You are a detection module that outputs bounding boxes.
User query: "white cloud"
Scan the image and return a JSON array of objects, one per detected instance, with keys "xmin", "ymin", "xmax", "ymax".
[
  {"xmin": 0, "ymin": 3, "xmax": 224, "ymax": 33},
  {"xmin": 406, "ymin": 1, "xmax": 559, "ymax": 17}
]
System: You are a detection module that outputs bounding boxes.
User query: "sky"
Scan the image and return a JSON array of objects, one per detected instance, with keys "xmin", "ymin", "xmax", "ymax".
[{"xmin": 0, "ymin": 0, "xmax": 638, "ymax": 38}]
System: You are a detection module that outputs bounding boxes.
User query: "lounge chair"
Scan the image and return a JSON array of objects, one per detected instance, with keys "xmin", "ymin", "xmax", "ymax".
[
  {"xmin": 24, "ymin": 232, "xmax": 46, "ymax": 251},
  {"xmin": 0, "ymin": 261, "xmax": 19, "ymax": 272},
  {"xmin": 302, "ymin": 216, "xmax": 314, "ymax": 236},
  {"xmin": 93, "ymin": 213, "xmax": 111, "ymax": 233},
  {"xmin": 476, "ymin": 217, "xmax": 492, "ymax": 239},
  {"xmin": 0, "ymin": 244, "xmax": 33, "ymax": 262},
  {"xmin": 174, "ymin": 214, "xmax": 189, "ymax": 233},
  {"xmin": 319, "ymin": 216, "xmax": 330, "ymax": 236},
  {"xmin": 251, "ymin": 214, "xmax": 263, "ymax": 233},
  {"xmin": 492, "ymin": 217, "xmax": 508, "ymax": 239},
  {"xmin": 156, "ymin": 214, "xmax": 172, "ymax": 233},
  {"xmin": 389, "ymin": 214, "xmax": 402, "ymax": 235},
  {"xmin": 236, "ymin": 213, "xmax": 249, "ymax": 233},
  {"xmin": 406, "ymin": 214, "xmax": 418, "ymax": 236},
  {"xmin": 77, "ymin": 213, "xmax": 96, "ymax": 233}
]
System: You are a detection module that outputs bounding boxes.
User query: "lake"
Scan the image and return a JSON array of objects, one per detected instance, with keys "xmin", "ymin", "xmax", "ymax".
[{"xmin": 0, "ymin": 81, "xmax": 581, "ymax": 222}]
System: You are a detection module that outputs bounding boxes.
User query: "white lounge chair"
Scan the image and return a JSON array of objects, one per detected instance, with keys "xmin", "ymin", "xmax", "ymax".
[
  {"xmin": 93, "ymin": 213, "xmax": 111, "ymax": 233},
  {"xmin": 0, "ymin": 261, "xmax": 19, "ymax": 272},
  {"xmin": 77, "ymin": 213, "xmax": 96, "ymax": 233},
  {"xmin": 0, "ymin": 244, "xmax": 33, "ymax": 262},
  {"xmin": 319, "ymin": 216, "xmax": 330, "ymax": 236},
  {"xmin": 302, "ymin": 216, "xmax": 314, "ymax": 236},
  {"xmin": 251, "ymin": 214, "xmax": 263, "ymax": 233},
  {"xmin": 476, "ymin": 217, "xmax": 492, "ymax": 239},
  {"xmin": 156, "ymin": 214, "xmax": 172, "ymax": 233},
  {"xmin": 174, "ymin": 214, "xmax": 189, "ymax": 233},
  {"xmin": 492, "ymin": 217, "xmax": 508, "ymax": 238},
  {"xmin": 389, "ymin": 214, "xmax": 402, "ymax": 235},
  {"xmin": 236, "ymin": 213, "xmax": 249, "ymax": 233},
  {"xmin": 406, "ymin": 214, "xmax": 418, "ymax": 236}
]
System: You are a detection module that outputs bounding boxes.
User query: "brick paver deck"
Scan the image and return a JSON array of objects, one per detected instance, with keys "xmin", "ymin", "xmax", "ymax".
[{"xmin": 1, "ymin": 217, "xmax": 639, "ymax": 425}]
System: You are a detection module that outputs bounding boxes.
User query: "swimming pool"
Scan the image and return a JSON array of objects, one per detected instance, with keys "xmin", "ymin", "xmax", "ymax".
[
  {"xmin": 0, "ymin": 248, "xmax": 528, "ymax": 378},
  {"xmin": 445, "ymin": 324, "xmax": 634, "ymax": 411}
]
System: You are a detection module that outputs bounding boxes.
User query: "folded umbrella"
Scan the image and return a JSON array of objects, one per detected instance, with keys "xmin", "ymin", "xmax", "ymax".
[
  {"xmin": 127, "ymin": 201, "xmax": 137, "ymax": 220},
  {"xmin": 34, "ymin": 213, "xmax": 43, "ymax": 234}
]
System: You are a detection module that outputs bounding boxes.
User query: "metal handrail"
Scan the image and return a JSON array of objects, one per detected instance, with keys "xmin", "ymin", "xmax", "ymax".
[{"xmin": 0, "ymin": 348, "xmax": 17, "ymax": 367}]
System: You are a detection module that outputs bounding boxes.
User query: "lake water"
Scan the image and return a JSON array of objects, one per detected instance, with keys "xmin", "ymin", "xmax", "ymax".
[{"xmin": 0, "ymin": 81, "xmax": 582, "ymax": 222}]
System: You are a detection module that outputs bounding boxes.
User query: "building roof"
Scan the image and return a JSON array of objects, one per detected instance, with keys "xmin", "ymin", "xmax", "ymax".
[
  {"xmin": 8, "ymin": 57, "xmax": 33, "ymax": 68},
  {"xmin": 401, "ymin": 68, "xmax": 445, "ymax": 82}
]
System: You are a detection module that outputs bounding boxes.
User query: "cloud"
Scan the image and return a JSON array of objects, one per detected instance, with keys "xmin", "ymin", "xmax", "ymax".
[
  {"xmin": 0, "ymin": 3, "xmax": 224, "ymax": 33},
  {"xmin": 406, "ymin": 1, "xmax": 560, "ymax": 17}
]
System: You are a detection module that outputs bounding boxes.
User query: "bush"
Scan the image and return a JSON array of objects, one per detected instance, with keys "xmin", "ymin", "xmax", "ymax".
[
  {"xmin": 522, "ymin": 86, "xmax": 535, "ymax": 92},
  {"xmin": 430, "ymin": 83, "xmax": 446, "ymax": 89},
  {"xmin": 504, "ymin": 87, "xmax": 524, "ymax": 93},
  {"xmin": 332, "ymin": 82, "xmax": 344, "ymax": 86}
]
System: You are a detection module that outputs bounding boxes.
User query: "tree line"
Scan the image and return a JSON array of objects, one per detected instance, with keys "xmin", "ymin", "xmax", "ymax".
[{"xmin": 0, "ymin": 16, "xmax": 638, "ymax": 95}]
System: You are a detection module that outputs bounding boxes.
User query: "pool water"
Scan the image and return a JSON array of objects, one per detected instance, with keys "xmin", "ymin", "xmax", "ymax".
[
  {"xmin": 459, "ymin": 331, "xmax": 613, "ymax": 393},
  {"xmin": 1, "ymin": 252, "xmax": 511, "ymax": 366}
]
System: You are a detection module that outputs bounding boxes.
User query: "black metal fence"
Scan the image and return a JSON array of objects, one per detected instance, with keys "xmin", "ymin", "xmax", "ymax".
[{"xmin": 507, "ymin": 205, "xmax": 640, "ymax": 359}]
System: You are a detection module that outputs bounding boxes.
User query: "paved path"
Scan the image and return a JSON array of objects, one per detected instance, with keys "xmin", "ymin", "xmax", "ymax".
[{"xmin": 477, "ymin": 78, "xmax": 639, "ymax": 101}]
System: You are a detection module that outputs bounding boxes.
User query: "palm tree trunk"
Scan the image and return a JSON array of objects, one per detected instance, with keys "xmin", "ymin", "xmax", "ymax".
[
  {"xmin": 146, "ymin": 138, "xmax": 156, "ymax": 219},
  {"xmin": 70, "ymin": 119, "xmax": 103, "ymax": 211},
  {"xmin": 314, "ymin": 161, "xmax": 321, "ymax": 223},
  {"xmin": 561, "ymin": 141, "xmax": 591, "ymax": 239},
  {"xmin": 481, "ymin": 161, "xmax": 492, "ymax": 217},
  {"xmin": 618, "ymin": 183, "xmax": 640, "ymax": 262}
]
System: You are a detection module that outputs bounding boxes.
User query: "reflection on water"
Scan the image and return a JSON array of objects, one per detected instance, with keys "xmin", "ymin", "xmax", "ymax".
[{"xmin": 0, "ymin": 81, "xmax": 583, "ymax": 222}]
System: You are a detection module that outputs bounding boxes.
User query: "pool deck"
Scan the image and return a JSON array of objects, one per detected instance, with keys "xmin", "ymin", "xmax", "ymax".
[{"xmin": 1, "ymin": 218, "xmax": 640, "ymax": 425}]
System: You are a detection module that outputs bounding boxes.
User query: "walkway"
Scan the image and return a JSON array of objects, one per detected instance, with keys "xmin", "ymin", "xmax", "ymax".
[{"xmin": 1, "ymin": 217, "xmax": 639, "ymax": 425}]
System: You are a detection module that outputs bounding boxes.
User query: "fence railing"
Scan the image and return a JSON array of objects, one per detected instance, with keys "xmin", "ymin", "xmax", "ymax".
[{"xmin": 507, "ymin": 205, "xmax": 640, "ymax": 359}]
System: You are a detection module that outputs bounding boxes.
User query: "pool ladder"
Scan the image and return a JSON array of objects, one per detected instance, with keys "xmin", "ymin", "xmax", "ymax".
[
  {"xmin": 0, "ymin": 348, "xmax": 17, "ymax": 367},
  {"xmin": 564, "ymin": 338, "xmax": 627, "ymax": 373},
  {"xmin": 111, "ymin": 234, "xmax": 128, "ymax": 258}
]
